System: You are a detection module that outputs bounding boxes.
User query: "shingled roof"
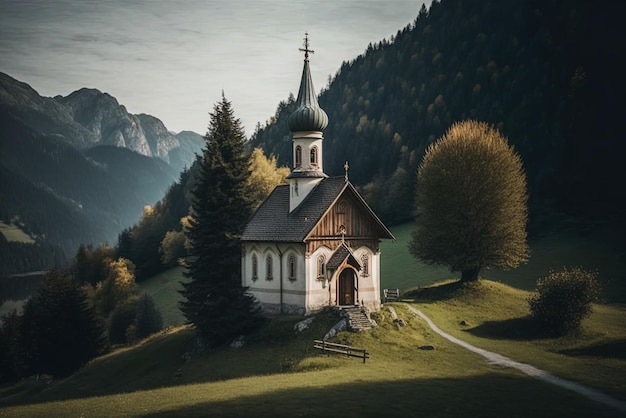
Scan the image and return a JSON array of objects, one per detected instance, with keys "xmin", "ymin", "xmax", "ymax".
[
  {"xmin": 242, "ymin": 176, "xmax": 394, "ymax": 243},
  {"xmin": 327, "ymin": 242, "xmax": 361, "ymax": 270},
  {"xmin": 242, "ymin": 176, "xmax": 347, "ymax": 242}
]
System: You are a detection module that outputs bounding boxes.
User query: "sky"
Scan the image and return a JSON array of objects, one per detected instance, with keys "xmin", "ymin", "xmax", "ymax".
[{"xmin": 0, "ymin": 0, "xmax": 429, "ymax": 137}]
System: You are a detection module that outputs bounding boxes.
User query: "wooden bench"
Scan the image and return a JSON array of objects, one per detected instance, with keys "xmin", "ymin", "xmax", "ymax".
[
  {"xmin": 383, "ymin": 288, "xmax": 400, "ymax": 302},
  {"xmin": 313, "ymin": 340, "xmax": 370, "ymax": 363}
]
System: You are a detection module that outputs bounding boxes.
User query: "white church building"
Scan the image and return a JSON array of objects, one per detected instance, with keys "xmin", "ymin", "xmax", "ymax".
[{"xmin": 241, "ymin": 36, "xmax": 394, "ymax": 315}]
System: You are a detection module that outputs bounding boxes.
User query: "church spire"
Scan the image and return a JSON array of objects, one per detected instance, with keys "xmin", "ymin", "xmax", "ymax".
[
  {"xmin": 287, "ymin": 33, "xmax": 328, "ymax": 212},
  {"xmin": 288, "ymin": 33, "xmax": 328, "ymax": 133}
]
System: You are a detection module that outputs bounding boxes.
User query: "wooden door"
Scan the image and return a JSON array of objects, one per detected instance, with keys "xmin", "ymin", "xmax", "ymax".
[{"xmin": 338, "ymin": 269, "xmax": 355, "ymax": 306}]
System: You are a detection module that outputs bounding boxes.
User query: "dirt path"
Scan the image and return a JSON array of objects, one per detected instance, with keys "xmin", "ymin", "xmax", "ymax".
[{"xmin": 405, "ymin": 304, "xmax": 626, "ymax": 414}]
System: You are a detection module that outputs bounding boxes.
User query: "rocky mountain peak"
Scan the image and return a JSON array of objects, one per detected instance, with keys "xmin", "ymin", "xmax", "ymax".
[
  {"xmin": 56, "ymin": 88, "xmax": 152, "ymax": 155},
  {"xmin": 0, "ymin": 72, "xmax": 204, "ymax": 173}
]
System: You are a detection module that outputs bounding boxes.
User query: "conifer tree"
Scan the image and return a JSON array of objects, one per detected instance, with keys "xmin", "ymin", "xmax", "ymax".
[
  {"xmin": 19, "ymin": 269, "xmax": 107, "ymax": 378},
  {"xmin": 134, "ymin": 293, "xmax": 163, "ymax": 340},
  {"xmin": 180, "ymin": 93, "xmax": 260, "ymax": 346}
]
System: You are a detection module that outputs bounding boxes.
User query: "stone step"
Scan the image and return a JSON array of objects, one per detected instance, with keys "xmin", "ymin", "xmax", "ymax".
[{"xmin": 342, "ymin": 306, "xmax": 374, "ymax": 331}]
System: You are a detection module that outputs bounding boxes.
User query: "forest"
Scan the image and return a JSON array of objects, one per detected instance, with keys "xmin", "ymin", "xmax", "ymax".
[
  {"xmin": 249, "ymin": 0, "xmax": 624, "ymax": 232},
  {"xmin": 2, "ymin": 0, "xmax": 625, "ymax": 386},
  {"xmin": 49, "ymin": 0, "xmax": 626, "ymax": 286},
  {"xmin": 2, "ymin": 0, "xmax": 625, "ymax": 293}
]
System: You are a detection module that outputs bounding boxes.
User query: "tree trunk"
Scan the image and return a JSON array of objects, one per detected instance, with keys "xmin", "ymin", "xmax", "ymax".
[{"xmin": 461, "ymin": 268, "xmax": 480, "ymax": 282}]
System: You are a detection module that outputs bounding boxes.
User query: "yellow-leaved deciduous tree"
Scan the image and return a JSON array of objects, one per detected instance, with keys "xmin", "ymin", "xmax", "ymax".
[
  {"xmin": 180, "ymin": 215, "xmax": 193, "ymax": 252},
  {"xmin": 109, "ymin": 257, "xmax": 137, "ymax": 301},
  {"xmin": 93, "ymin": 257, "xmax": 138, "ymax": 319},
  {"xmin": 409, "ymin": 120, "xmax": 530, "ymax": 283},
  {"xmin": 159, "ymin": 229, "xmax": 187, "ymax": 266},
  {"xmin": 246, "ymin": 148, "xmax": 290, "ymax": 209}
]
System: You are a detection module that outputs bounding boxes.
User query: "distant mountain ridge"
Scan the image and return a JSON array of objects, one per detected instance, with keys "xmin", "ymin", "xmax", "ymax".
[
  {"xmin": 0, "ymin": 72, "xmax": 203, "ymax": 175},
  {"xmin": 0, "ymin": 72, "xmax": 204, "ymax": 275}
]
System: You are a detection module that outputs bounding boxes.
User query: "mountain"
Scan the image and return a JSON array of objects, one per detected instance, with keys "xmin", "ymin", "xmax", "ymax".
[
  {"xmin": 169, "ymin": 130, "xmax": 206, "ymax": 173},
  {"xmin": 249, "ymin": 0, "xmax": 625, "ymax": 232},
  {"xmin": 0, "ymin": 72, "xmax": 97, "ymax": 147},
  {"xmin": 0, "ymin": 72, "xmax": 204, "ymax": 175},
  {"xmin": 0, "ymin": 74, "xmax": 204, "ymax": 276}
]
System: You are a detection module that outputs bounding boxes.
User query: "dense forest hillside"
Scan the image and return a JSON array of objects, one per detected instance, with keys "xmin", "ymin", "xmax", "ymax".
[
  {"xmin": 0, "ymin": 111, "xmax": 184, "ymax": 274},
  {"xmin": 0, "ymin": 76, "xmax": 204, "ymax": 276},
  {"xmin": 249, "ymin": 0, "xmax": 625, "ymax": 231}
]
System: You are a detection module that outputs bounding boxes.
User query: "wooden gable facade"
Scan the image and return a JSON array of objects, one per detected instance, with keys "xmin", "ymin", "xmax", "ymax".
[{"xmin": 306, "ymin": 184, "xmax": 388, "ymax": 256}]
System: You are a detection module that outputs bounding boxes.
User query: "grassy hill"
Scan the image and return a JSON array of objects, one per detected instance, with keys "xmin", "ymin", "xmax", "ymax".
[
  {"xmin": 1, "ymin": 279, "xmax": 625, "ymax": 417},
  {"xmin": 2, "ymin": 222, "xmax": 625, "ymax": 417},
  {"xmin": 380, "ymin": 222, "xmax": 451, "ymax": 291},
  {"xmin": 381, "ymin": 222, "xmax": 626, "ymax": 303},
  {"xmin": 139, "ymin": 266, "xmax": 190, "ymax": 328}
]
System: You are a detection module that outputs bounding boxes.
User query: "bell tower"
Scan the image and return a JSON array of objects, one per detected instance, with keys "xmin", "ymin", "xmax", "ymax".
[{"xmin": 286, "ymin": 33, "xmax": 329, "ymax": 212}]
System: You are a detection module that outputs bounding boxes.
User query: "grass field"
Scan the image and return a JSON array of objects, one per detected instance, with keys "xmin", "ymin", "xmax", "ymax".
[
  {"xmin": 138, "ymin": 266, "xmax": 190, "ymax": 327},
  {"xmin": 381, "ymin": 222, "xmax": 626, "ymax": 303},
  {"xmin": 1, "ymin": 222, "xmax": 625, "ymax": 417},
  {"xmin": 1, "ymin": 280, "xmax": 624, "ymax": 417},
  {"xmin": 0, "ymin": 221, "xmax": 34, "ymax": 243},
  {"xmin": 380, "ymin": 222, "xmax": 451, "ymax": 292}
]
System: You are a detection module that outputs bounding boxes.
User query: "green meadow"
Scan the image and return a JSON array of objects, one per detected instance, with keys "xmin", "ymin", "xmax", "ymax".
[
  {"xmin": 1, "ymin": 222, "xmax": 625, "ymax": 417},
  {"xmin": 0, "ymin": 221, "xmax": 35, "ymax": 244}
]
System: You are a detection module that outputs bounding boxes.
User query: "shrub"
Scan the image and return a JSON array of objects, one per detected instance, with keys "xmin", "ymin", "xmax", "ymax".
[
  {"xmin": 528, "ymin": 267, "xmax": 601, "ymax": 335},
  {"xmin": 134, "ymin": 293, "xmax": 163, "ymax": 340},
  {"xmin": 108, "ymin": 302, "xmax": 137, "ymax": 345}
]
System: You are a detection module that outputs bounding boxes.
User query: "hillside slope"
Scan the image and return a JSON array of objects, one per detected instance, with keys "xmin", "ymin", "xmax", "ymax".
[
  {"xmin": 0, "ymin": 111, "xmax": 179, "ymax": 274},
  {"xmin": 0, "ymin": 72, "xmax": 204, "ymax": 274},
  {"xmin": 250, "ymin": 0, "xmax": 625, "ymax": 230},
  {"xmin": 1, "ymin": 281, "xmax": 624, "ymax": 417}
]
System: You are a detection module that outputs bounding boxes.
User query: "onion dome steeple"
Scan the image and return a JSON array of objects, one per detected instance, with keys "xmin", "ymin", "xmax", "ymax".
[
  {"xmin": 286, "ymin": 34, "xmax": 329, "ymax": 212},
  {"xmin": 288, "ymin": 34, "xmax": 328, "ymax": 133}
]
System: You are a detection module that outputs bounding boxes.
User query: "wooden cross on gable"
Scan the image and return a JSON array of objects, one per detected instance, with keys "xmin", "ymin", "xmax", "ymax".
[
  {"xmin": 338, "ymin": 225, "xmax": 346, "ymax": 243},
  {"xmin": 299, "ymin": 32, "xmax": 314, "ymax": 59}
]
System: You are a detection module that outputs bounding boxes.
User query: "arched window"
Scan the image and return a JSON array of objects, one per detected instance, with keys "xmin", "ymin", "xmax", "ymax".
[
  {"xmin": 361, "ymin": 253, "xmax": 369, "ymax": 276},
  {"xmin": 251, "ymin": 254, "xmax": 258, "ymax": 281},
  {"xmin": 266, "ymin": 255, "xmax": 273, "ymax": 280},
  {"xmin": 295, "ymin": 145, "xmax": 302, "ymax": 167},
  {"xmin": 310, "ymin": 146, "xmax": 318, "ymax": 166},
  {"xmin": 317, "ymin": 255, "xmax": 325, "ymax": 278},
  {"xmin": 288, "ymin": 255, "xmax": 296, "ymax": 280}
]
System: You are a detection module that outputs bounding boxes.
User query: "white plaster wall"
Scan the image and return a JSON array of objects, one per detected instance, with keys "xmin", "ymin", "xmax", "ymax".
[
  {"xmin": 243, "ymin": 242, "xmax": 382, "ymax": 314},
  {"xmin": 305, "ymin": 245, "xmax": 333, "ymax": 313},
  {"xmin": 242, "ymin": 243, "xmax": 280, "ymax": 307},
  {"xmin": 289, "ymin": 177, "xmax": 323, "ymax": 211},
  {"xmin": 292, "ymin": 131, "xmax": 324, "ymax": 172},
  {"xmin": 280, "ymin": 245, "xmax": 306, "ymax": 310},
  {"xmin": 369, "ymin": 250, "xmax": 382, "ymax": 311},
  {"xmin": 353, "ymin": 246, "xmax": 382, "ymax": 311},
  {"xmin": 242, "ymin": 242, "xmax": 310, "ymax": 314}
]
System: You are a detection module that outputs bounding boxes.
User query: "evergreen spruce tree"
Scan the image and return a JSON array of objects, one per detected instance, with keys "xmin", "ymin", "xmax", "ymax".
[
  {"xmin": 134, "ymin": 292, "xmax": 163, "ymax": 340},
  {"xmin": 180, "ymin": 93, "xmax": 260, "ymax": 347},
  {"xmin": 20, "ymin": 269, "xmax": 108, "ymax": 378}
]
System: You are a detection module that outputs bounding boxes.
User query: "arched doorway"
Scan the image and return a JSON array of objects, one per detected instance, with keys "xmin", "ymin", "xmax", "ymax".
[{"xmin": 338, "ymin": 269, "xmax": 356, "ymax": 306}]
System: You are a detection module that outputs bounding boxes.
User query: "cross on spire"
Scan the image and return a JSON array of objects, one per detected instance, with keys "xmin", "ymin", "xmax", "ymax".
[
  {"xmin": 344, "ymin": 161, "xmax": 349, "ymax": 182},
  {"xmin": 299, "ymin": 32, "xmax": 314, "ymax": 60}
]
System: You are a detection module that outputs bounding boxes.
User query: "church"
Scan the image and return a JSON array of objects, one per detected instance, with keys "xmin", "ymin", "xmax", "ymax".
[{"xmin": 241, "ymin": 36, "xmax": 394, "ymax": 315}]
